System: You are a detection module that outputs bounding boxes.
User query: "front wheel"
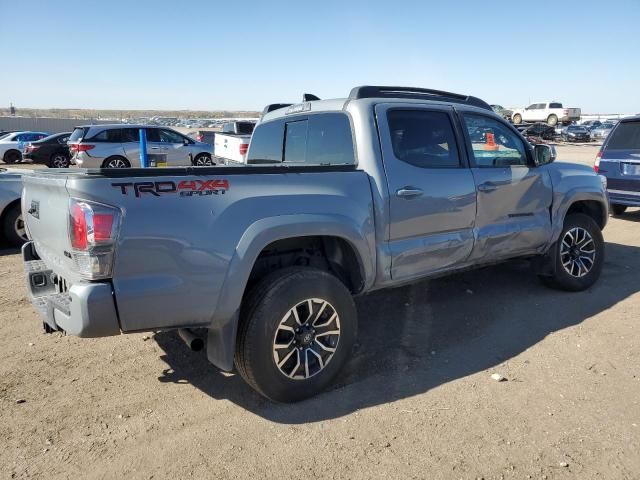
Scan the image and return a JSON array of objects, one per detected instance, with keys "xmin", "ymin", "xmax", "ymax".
[
  {"xmin": 611, "ymin": 204, "xmax": 627, "ymax": 216},
  {"xmin": 539, "ymin": 213, "xmax": 604, "ymax": 291},
  {"xmin": 512, "ymin": 113, "xmax": 522, "ymax": 124},
  {"xmin": 235, "ymin": 267, "xmax": 357, "ymax": 402}
]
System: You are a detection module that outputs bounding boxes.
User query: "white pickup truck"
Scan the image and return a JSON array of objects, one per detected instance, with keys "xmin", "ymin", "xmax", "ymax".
[
  {"xmin": 213, "ymin": 121, "xmax": 256, "ymax": 164},
  {"xmin": 511, "ymin": 102, "xmax": 581, "ymax": 126}
]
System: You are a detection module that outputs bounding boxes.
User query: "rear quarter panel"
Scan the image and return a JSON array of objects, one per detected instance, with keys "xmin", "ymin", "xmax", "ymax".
[{"xmin": 63, "ymin": 169, "xmax": 376, "ymax": 332}]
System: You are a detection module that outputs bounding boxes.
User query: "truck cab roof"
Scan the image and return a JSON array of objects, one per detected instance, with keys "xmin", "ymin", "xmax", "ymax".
[{"xmin": 261, "ymin": 85, "xmax": 494, "ymax": 123}]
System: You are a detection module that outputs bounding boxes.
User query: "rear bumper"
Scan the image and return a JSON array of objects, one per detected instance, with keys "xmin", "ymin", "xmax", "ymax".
[
  {"xmin": 608, "ymin": 190, "xmax": 640, "ymax": 207},
  {"xmin": 22, "ymin": 242, "xmax": 120, "ymax": 337}
]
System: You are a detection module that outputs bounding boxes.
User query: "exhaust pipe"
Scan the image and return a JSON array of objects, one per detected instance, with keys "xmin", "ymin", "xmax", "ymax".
[{"xmin": 178, "ymin": 328, "xmax": 205, "ymax": 352}]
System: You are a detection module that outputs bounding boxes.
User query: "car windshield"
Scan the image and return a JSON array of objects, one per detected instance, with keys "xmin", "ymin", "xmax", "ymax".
[
  {"xmin": 600, "ymin": 123, "xmax": 614, "ymax": 129},
  {"xmin": 568, "ymin": 126, "xmax": 586, "ymax": 132}
]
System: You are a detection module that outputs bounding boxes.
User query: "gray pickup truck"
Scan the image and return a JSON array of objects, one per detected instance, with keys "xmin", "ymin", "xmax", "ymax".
[{"xmin": 21, "ymin": 86, "xmax": 608, "ymax": 402}]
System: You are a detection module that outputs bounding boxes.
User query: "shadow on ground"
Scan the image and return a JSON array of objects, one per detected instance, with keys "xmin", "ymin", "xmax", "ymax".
[{"xmin": 154, "ymin": 240, "xmax": 640, "ymax": 423}]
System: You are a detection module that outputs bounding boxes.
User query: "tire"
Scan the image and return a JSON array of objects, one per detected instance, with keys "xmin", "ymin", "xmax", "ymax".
[
  {"xmin": 547, "ymin": 114, "xmax": 558, "ymax": 126},
  {"xmin": 193, "ymin": 153, "xmax": 214, "ymax": 166},
  {"xmin": 611, "ymin": 204, "xmax": 628, "ymax": 216},
  {"xmin": 512, "ymin": 114, "xmax": 522, "ymax": 125},
  {"xmin": 2, "ymin": 203, "xmax": 27, "ymax": 247},
  {"xmin": 3, "ymin": 149, "xmax": 21, "ymax": 164},
  {"xmin": 48, "ymin": 152, "xmax": 70, "ymax": 168},
  {"xmin": 235, "ymin": 267, "xmax": 357, "ymax": 402},
  {"xmin": 101, "ymin": 156, "xmax": 130, "ymax": 168},
  {"xmin": 540, "ymin": 213, "xmax": 604, "ymax": 292}
]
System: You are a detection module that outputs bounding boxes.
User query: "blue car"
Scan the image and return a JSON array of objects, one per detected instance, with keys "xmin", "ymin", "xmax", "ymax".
[{"xmin": 595, "ymin": 115, "xmax": 640, "ymax": 215}]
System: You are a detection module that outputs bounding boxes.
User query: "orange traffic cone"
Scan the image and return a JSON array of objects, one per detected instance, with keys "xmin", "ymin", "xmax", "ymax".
[{"xmin": 484, "ymin": 132, "xmax": 499, "ymax": 151}]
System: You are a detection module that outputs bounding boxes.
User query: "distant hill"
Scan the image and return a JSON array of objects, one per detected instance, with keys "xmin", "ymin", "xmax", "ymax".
[{"xmin": 1, "ymin": 107, "xmax": 260, "ymax": 120}]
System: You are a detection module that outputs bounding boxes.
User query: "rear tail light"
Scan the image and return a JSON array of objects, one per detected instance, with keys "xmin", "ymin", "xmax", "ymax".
[
  {"xmin": 594, "ymin": 150, "xmax": 602, "ymax": 173},
  {"xmin": 70, "ymin": 144, "xmax": 95, "ymax": 153},
  {"xmin": 563, "ymin": 109, "xmax": 569, "ymax": 115},
  {"xmin": 239, "ymin": 143, "xmax": 249, "ymax": 156},
  {"xmin": 24, "ymin": 145, "xmax": 40, "ymax": 153},
  {"xmin": 68, "ymin": 199, "xmax": 121, "ymax": 279}
]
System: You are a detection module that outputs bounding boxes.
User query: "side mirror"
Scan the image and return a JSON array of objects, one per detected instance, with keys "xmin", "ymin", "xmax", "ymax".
[
  {"xmin": 183, "ymin": 138, "xmax": 190, "ymax": 146},
  {"xmin": 533, "ymin": 144, "xmax": 554, "ymax": 166}
]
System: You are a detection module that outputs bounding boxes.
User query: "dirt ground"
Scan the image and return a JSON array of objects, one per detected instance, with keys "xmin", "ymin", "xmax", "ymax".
[{"xmin": 2, "ymin": 144, "xmax": 639, "ymax": 479}]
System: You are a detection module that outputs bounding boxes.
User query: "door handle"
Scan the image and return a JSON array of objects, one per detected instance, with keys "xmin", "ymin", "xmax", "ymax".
[
  {"xmin": 477, "ymin": 182, "xmax": 497, "ymax": 193},
  {"xmin": 396, "ymin": 187, "xmax": 424, "ymax": 198},
  {"xmin": 150, "ymin": 146, "xmax": 161, "ymax": 150}
]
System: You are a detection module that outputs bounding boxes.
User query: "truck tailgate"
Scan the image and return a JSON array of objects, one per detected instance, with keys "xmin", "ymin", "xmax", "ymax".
[
  {"xmin": 22, "ymin": 173, "xmax": 80, "ymax": 281},
  {"xmin": 566, "ymin": 108, "xmax": 581, "ymax": 118}
]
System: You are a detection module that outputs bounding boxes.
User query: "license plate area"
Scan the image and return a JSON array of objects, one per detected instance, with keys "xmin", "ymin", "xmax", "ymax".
[{"xmin": 622, "ymin": 163, "xmax": 640, "ymax": 176}]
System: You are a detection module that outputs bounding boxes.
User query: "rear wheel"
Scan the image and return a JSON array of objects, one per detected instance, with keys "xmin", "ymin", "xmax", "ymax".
[
  {"xmin": 539, "ymin": 213, "xmax": 604, "ymax": 291},
  {"xmin": 193, "ymin": 153, "xmax": 214, "ymax": 166},
  {"xmin": 2, "ymin": 203, "xmax": 27, "ymax": 247},
  {"xmin": 512, "ymin": 114, "xmax": 522, "ymax": 125},
  {"xmin": 611, "ymin": 204, "xmax": 628, "ymax": 216},
  {"xmin": 101, "ymin": 156, "xmax": 130, "ymax": 168},
  {"xmin": 3, "ymin": 150, "xmax": 21, "ymax": 164},
  {"xmin": 48, "ymin": 152, "xmax": 70, "ymax": 168},
  {"xmin": 235, "ymin": 267, "xmax": 357, "ymax": 402},
  {"xmin": 547, "ymin": 114, "xmax": 558, "ymax": 126}
]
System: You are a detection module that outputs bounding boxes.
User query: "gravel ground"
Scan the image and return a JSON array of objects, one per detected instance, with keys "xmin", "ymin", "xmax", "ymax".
[{"xmin": 1, "ymin": 145, "xmax": 639, "ymax": 479}]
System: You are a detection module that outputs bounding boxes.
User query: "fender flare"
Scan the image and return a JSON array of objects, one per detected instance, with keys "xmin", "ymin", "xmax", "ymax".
[
  {"xmin": 206, "ymin": 213, "xmax": 375, "ymax": 371},
  {"xmin": 550, "ymin": 188, "xmax": 608, "ymax": 244}
]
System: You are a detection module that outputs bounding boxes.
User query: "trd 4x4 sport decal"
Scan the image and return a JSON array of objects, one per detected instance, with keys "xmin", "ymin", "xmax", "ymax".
[{"xmin": 112, "ymin": 179, "xmax": 229, "ymax": 198}]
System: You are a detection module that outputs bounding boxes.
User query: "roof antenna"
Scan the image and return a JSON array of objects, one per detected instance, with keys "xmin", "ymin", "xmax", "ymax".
[{"xmin": 303, "ymin": 93, "xmax": 320, "ymax": 102}]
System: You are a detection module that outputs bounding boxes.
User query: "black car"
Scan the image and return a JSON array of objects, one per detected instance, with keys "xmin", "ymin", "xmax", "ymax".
[
  {"xmin": 520, "ymin": 122, "xmax": 556, "ymax": 140},
  {"xmin": 561, "ymin": 125, "xmax": 591, "ymax": 142},
  {"xmin": 22, "ymin": 132, "xmax": 72, "ymax": 167}
]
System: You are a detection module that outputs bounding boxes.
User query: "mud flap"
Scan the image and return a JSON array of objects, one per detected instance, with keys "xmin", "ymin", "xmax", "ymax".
[{"xmin": 206, "ymin": 311, "xmax": 239, "ymax": 372}]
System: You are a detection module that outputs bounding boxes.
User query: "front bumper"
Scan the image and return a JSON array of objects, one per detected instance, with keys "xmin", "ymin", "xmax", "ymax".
[{"xmin": 22, "ymin": 242, "xmax": 120, "ymax": 337}]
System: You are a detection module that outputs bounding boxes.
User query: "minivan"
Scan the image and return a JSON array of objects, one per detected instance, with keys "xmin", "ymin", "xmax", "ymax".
[{"xmin": 68, "ymin": 124, "xmax": 215, "ymax": 168}]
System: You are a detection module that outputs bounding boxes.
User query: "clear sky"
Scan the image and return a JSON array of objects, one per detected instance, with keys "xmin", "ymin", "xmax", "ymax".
[{"xmin": 1, "ymin": 0, "xmax": 639, "ymax": 113}]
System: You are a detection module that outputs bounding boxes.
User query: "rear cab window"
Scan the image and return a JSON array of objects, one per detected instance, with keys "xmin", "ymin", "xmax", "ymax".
[{"xmin": 247, "ymin": 113, "xmax": 355, "ymax": 165}]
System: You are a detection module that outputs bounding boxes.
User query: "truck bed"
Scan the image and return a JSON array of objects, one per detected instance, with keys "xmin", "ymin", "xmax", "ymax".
[{"xmin": 21, "ymin": 164, "xmax": 373, "ymax": 336}]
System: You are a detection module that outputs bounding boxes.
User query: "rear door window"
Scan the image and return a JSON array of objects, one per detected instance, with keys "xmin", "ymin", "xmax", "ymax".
[
  {"xmin": 387, "ymin": 109, "xmax": 460, "ymax": 168},
  {"xmin": 145, "ymin": 128, "xmax": 161, "ymax": 143},
  {"xmin": 121, "ymin": 128, "xmax": 139, "ymax": 143},
  {"xmin": 606, "ymin": 121, "xmax": 640, "ymax": 150}
]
